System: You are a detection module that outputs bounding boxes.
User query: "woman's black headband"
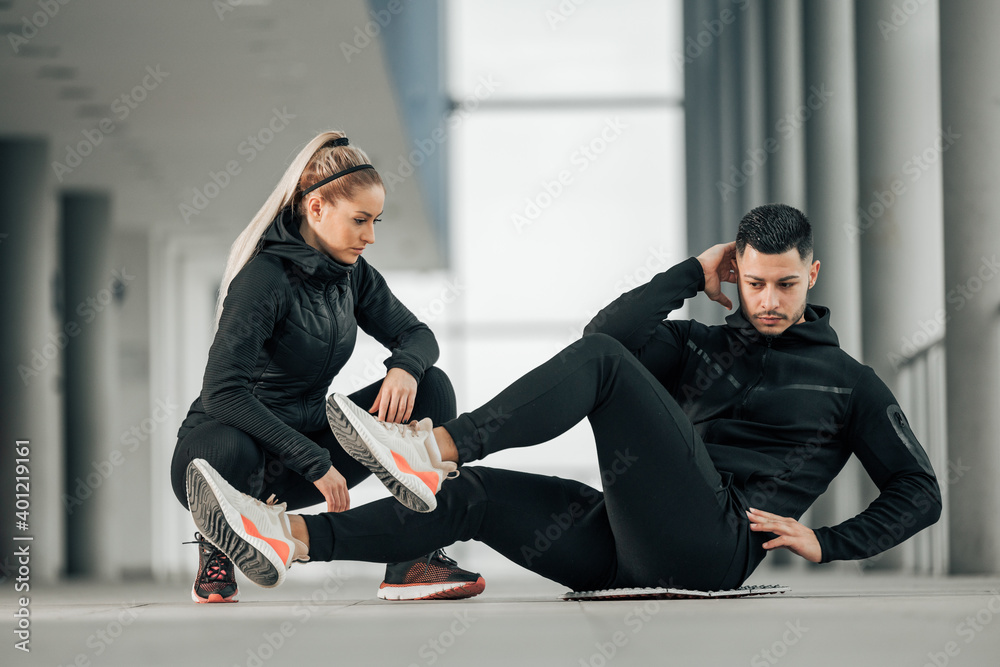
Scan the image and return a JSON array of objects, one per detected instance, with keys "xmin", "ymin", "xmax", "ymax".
[{"xmin": 300, "ymin": 137, "xmax": 375, "ymax": 197}]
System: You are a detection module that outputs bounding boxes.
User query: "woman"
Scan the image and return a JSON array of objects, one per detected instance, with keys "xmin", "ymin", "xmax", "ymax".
[{"xmin": 171, "ymin": 131, "xmax": 484, "ymax": 603}]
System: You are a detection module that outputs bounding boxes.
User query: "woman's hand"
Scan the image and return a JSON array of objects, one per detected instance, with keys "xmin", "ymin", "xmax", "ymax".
[
  {"xmin": 369, "ymin": 367, "xmax": 418, "ymax": 423},
  {"xmin": 312, "ymin": 465, "xmax": 350, "ymax": 512},
  {"xmin": 747, "ymin": 507, "xmax": 822, "ymax": 563},
  {"xmin": 696, "ymin": 241, "xmax": 738, "ymax": 310}
]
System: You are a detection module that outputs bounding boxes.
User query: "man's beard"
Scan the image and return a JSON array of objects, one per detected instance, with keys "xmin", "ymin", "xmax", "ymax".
[{"xmin": 737, "ymin": 289, "xmax": 808, "ymax": 334}]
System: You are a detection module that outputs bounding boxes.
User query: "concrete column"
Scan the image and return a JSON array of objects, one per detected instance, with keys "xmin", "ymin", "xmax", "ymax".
[
  {"xmin": 60, "ymin": 191, "xmax": 116, "ymax": 577},
  {"xmin": 940, "ymin": 0, "xmax": 1000, "ymax": 574},
  {"xmin": 764, "ymin": 0, "xmax": 806, "ymax": 211},
  {"xmin": 855, "ymin": 0, "xmax": 946, "ymax": 571},
  {"xmin": 737, "ymin": 0, "xmax": 768, "ymax": 214},
  {"xmin": 716, "ymin": 0, "xmax": 744, "ymax": 238},
  {"xmin": 372, "ymin": 0, "xmax": 449, "ymax": 261},
  {"xmin": 855, "ymin": 0, "xmax": 945, "ymax": 380},
  {"xmin": 0, "ymin": 138, "xmax": 64, "ymax": 582},
  {"xmin": 683, "ymin": 0, "xmax": 725, "ymax": 323},
  {"xmin": 109, "ymin": 230, "xmax": 154, "ymax": 579}
]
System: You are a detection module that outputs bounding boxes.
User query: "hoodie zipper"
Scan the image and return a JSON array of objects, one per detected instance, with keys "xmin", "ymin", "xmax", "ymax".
[{"xmin": 738, "ymin": 336, "xmax": 772, "ymax": 418}]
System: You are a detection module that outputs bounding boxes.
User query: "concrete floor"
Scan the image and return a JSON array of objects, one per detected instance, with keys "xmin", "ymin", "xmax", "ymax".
[{"xmin": 5, "ymin": 570, "xmax": 1000, "ymax": 667}]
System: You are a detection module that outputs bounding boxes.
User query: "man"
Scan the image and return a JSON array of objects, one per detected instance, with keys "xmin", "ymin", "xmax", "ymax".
[{"xmin": 186, "ymin": 203, "xmax": 942, "ymax": 592}]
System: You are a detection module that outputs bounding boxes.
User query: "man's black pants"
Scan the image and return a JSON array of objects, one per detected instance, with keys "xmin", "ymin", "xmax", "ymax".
[{"xmin": 303, "ymin": 334, "xmax": 752, "ymax": 591}]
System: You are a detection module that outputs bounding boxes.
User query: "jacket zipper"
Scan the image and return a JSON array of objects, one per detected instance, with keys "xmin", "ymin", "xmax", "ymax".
[
  {"xmin": 738, "ymin": 336, "xmax": 772, "ymax": 418},
  {"xmin": 299, "ymin": 279, "xmax": 340, "ymax": 414}
]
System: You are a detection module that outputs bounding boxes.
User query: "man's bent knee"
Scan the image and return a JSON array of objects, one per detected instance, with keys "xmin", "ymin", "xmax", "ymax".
[{"xmin": 561, "ymin": 333, "xmax": 628, "ymax": 362}]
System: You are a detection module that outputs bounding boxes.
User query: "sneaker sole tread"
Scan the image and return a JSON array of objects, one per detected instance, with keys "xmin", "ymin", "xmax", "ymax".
[
  {"xmin": 326, "ymin": 397, "xmax": 435, "ymax": 513},
  {"xmin": 186, "ymin": 461, "xmax": 284, "ymax": 588}
]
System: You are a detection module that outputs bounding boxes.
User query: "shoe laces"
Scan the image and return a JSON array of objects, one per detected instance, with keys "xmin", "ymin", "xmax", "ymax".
[
  {"xmin": 429, "ymin": 548, "xmax": 458, "ymax": 567},
  {"xmin": 380, "ymin": 420, "xmax": 460, "ymax": 480},
  {"xmin": 381, "ymin": 420, "xmax": 423, "ymax": 440},
  {"xmin": 184, "ymin": 533, "xmax": 233, "ymax": 582}
]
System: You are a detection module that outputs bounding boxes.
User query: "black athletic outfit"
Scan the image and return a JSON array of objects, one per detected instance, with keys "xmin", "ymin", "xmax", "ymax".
[
  {"xmin": 170, "ymin": 206, "xmax": 455, "ymax": 509},
  {"xmin": 301, "ymin": 257, "xmax": 942, "ymax": 591}
]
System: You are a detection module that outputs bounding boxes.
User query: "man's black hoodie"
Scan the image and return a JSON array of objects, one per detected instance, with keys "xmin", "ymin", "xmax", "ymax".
[{"xmin": 585, "ymin": 256, "xmax": 942, "ymax": 566}]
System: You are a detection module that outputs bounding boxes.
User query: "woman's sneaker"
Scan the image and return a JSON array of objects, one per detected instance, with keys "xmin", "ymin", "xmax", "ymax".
[
  {"xmin": 185, "ymin": 459, "xmax": 308, "ymax": 588},
  {"xmin": 378, "ymin": 550, "xmax": 486, "ymax": 601},
  {"xmin": 326, "ymin": 394, "xmax": 458, "ymax": 513},
  {"xmin": 184, "ymin": 532, "xmax": 239, "ymax": 603}
]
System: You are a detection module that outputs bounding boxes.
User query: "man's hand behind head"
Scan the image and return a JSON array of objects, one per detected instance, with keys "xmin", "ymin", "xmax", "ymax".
[{"xmin": 697, "ymin": 242, "xmax": 738, "ymax": 310}]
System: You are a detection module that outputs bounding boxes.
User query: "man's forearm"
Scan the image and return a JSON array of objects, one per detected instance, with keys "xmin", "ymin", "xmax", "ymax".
[
  {"xmin": 813, "ymin": 472, "xmax": 942, "ymax": 563},
  {"xmin": 583, "ymin": 256, "xmax": 705, "ymax": 351}
]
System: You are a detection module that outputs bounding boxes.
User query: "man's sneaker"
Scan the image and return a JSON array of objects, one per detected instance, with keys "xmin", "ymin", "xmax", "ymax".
[
  {"xmin": 378, "ymin": 549, "xmax": 486, "ymax": 601},
  {"xmin": 326, "ymin": 394, "xmax": 458, "ymax": 513},
  {"xmin": 184, "ymin": 532, "xmax": 239, "ymax": 603},
  {"xmin": 185, "ymin": 458, "xmax": 308, "ymax": 589}
]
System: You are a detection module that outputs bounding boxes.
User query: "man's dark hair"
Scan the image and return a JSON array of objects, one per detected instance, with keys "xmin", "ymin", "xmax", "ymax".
[{"xmin": 735, "ymin": 203, "xmax": 813, "ymax": 261}]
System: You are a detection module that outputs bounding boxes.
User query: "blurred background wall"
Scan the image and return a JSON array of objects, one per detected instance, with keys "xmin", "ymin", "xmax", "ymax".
[{"xmin": 0, "ymin": 0, "xmax": 997, "ymax": 587}]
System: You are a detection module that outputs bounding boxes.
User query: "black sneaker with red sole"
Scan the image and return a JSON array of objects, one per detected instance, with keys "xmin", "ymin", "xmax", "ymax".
[
  {"xmin": 378, "ymin": 549, "xmax": 485, "ymax": 600},
  {"xmin": 185, "ymin": 532, "xmax": 239, "ymax": 603}
]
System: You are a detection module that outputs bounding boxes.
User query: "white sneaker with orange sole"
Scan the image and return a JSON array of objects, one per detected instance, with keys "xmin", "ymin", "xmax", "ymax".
[
  {"xmin": 326, "ymin": 394, "xmax": 458, "ymax": 513},
  {"xmin": 185, "ymin": 458, "xmax": 308, "ymax": 588}
]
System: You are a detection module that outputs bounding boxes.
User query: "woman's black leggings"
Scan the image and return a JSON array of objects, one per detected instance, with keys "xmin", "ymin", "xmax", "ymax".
[
  {"xmin": 170, "ymin": 367, "xmax": 456, "ymax": 511},
  {"xmin": 302, "ymin": 334, "xmax": 755, "ymax": 592}
]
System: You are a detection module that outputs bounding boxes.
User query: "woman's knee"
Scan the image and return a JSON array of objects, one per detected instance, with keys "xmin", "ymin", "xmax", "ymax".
[
  {"xmin": 416, "ymin": 366, "xmax": 457, "ymax": 422},
  {"xmin": 170, "ymin": 421, "xmax": 264, "ymax": 507}
]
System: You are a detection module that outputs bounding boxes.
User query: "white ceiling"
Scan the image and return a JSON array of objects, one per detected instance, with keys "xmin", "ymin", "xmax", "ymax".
[{"xmin": 0, "ymin": 0, "xmax": 441, "ymax": 269}]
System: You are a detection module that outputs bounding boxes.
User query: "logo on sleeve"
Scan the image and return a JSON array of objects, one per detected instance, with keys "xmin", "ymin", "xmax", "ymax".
[{"xmin": 887, "ymin": 405, "xmax": 934, "ymax": 476}]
